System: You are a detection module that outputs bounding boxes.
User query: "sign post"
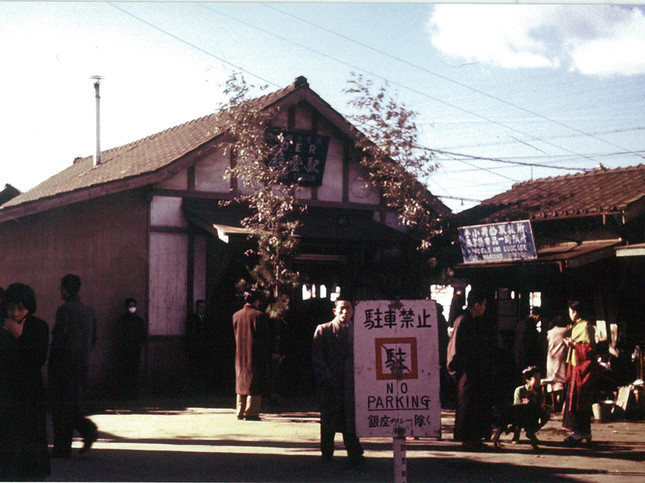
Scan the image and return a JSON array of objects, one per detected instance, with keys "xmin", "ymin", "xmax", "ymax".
[{"xmin": 354, "ymin": 300, "xmax": 441, "ymax": 482}]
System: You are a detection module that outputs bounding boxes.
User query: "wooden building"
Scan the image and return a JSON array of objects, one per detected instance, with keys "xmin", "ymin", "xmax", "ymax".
[
  {"xmin": 0, "ymin": 76, "xmax": 449, "ymax": 397},
  {"xmin": 453, "ymin": 164, "xmax": 645, "ymax": 354}
]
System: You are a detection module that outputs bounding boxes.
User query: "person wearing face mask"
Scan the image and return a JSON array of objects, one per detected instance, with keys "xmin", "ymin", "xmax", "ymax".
[
  {"xmin": 0, "ymin": 283, "xmax": 50, "ymax": 480},
  {"xmin": 114, "ymin": 298, "xmax": 147, "ymax": 400}
]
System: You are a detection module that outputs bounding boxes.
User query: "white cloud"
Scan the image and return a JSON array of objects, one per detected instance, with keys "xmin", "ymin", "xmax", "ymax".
[{"xmin": 429, "ymin": 5, "xmax": 645, "ymax": 76}]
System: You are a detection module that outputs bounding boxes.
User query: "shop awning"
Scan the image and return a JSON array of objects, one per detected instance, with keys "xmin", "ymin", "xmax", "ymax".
[
  {"xmin": 182, "ymin": 199, "xmax": 404, "ymax": 244},
  {"xmin": 537, "ymin": 239, "xmax": 622, "ymax": 269},
  {"xmin": 456, "ymin": 239, "xmax": 622, "ymax": 271},
  {"xmin": 616, "ymin": 243, "xmax": 645, "ymax": 258}
]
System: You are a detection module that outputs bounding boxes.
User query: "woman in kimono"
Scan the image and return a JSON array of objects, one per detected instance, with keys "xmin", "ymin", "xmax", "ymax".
[{"xmin": 562, "ymin": 300, "xmax": 597, "ymax": 446}]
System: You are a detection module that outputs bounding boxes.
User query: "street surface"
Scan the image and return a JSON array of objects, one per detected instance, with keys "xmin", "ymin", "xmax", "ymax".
[{"xmin": 49, "ymin": 397, "xmax": 645, "ymax": 482}]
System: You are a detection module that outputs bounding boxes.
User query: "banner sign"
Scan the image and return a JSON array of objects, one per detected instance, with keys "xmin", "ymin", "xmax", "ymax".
[
  {"xmin": 266, "ymin": 131, "xmax": 330, "ymax": 186},
  {"xmin": 458, "ymin": 220, "xmax": 537, "ymax": 264},
  {"xmin": 354, "ymin": 300, "xmax": 441, "ymax": 438}
]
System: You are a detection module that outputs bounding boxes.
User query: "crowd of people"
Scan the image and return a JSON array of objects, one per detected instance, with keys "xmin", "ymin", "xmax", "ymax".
[
  {"xmin": 3, "ymin": 277, "xmax": 640, "ymax": 476},
  {"xmin": 446, "ymin": 289, "xmax": 638, "ymax": 452}
]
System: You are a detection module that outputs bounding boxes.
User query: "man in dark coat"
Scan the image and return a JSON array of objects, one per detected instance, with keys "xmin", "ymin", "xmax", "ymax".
[
  {"xmin": 49, "ymin": 274, "xmax": 98, "ymax": 457},
  {"xmin": 185, "ymin": 299, "xmax": 210, "ymax": 395},
  {"xmin": 232, "ymin": 290, "xmax": 269, "ymax": 420},
  {"xmin": 114, "ymin": 298, "xmax": 147, "ymax": 399},
  {"xmin": 514, "ymin": 306, "xmax": 543, "ymax": 375},
  {"xmin": 447, "ymin": 288, "xmax": 493, "ymax": 449},
  {"xmin": 311, "ymin": 299, "xmax": 364, "ymax": 467}
]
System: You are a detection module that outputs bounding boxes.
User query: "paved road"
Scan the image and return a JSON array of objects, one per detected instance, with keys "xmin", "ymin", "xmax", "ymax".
[{"xmin": 48, "ymin": 398, "xmax": 645, "ymax": 482}]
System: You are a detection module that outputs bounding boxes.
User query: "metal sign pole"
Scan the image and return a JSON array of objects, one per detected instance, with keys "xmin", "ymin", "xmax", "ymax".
[
  {"xmin": 392, "ymin": 359, "xmax": 407, "ymax": 483},
  {"xmin": 393, "ymin": 427, "xmax": 407, "ymax": 483}
]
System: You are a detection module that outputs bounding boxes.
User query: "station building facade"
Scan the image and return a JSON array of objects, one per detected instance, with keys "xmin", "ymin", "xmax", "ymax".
[{"xmin": 0, "ymin": 77, "xmax": 449, "ymax": 396}]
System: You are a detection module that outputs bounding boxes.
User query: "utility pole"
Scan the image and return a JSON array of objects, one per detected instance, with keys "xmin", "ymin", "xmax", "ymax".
[{"xmin": 91, "ymin": 75, "xmax": 103, "ymax": 166}]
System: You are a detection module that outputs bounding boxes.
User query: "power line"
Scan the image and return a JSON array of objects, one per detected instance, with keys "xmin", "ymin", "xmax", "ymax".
[
  {"xmin": 432, "ymin": 148, "xmax": 586, "ymax": 171},
  {"xmin": 195, "ymin": 4, "xmax": 614, "ymax": 165},
  {"xmin": 440, "ymin": 126, "xmax": 645, "ymax": 152},
  {"xmin": 262, "ymin": 3, "xmax": 645, "ymax": 162},
  {"xmin": 107, "ymin": 3, "xmax": 279, "ymax": 88},
  {"xmin": 106, "ymin": 3, "xmax": 641, "ymax": 206}
]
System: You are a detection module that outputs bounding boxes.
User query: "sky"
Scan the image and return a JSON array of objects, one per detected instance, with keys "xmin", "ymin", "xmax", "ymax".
[{"xmin": 1, "ymin": 2, "xmax": 644, "ymax": 212}]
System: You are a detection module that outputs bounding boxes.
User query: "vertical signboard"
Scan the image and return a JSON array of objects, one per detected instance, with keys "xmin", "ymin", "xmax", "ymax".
[
  {"xmin": 354, "ymin": 300, "xmax": 441, "ymax": 438},
  {"xmin": 266, "ymin": 131, "xmax": 330, "ymax": 186}
]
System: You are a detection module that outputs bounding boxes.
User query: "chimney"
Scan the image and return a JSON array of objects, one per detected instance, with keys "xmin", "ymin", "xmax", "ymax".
[{"xmin": 91, "ymin": 76, "xmax": 103, "ymax": 166}]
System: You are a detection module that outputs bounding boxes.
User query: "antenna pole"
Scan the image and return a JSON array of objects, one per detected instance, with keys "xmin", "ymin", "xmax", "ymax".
[{"xmin": 91, "ymin": 76, "xmax": 103, "ymax": 166}]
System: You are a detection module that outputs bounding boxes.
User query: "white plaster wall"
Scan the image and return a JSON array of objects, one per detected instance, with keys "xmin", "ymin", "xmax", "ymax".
[
  {"xmin": 316, "ymin": 132, "xmax": 344, "ymax": 202},
  {"xmin": 148, "ymin": 232, "xmax": 188, "ymax": 336},
  {"xmin": 349, "ymin": 162, "xmax": 379, "ymax": 205},
  {"xmin": 150, "ymin": 196, "xmax": 186, "ymax": 227},
  {"xmin": 272, "ymin": 109, "xmax": 288, "ymax": 129},
  {"xmin": 294, "ymin": 104, "xmax": 312, "ymax": 131},
  {"xmin": 157, "ymin": 169, "xmax": 188, "ymax": 190},
  {"xmin": 195, "ymin": 148, "xmax": 230, "ymax": 193}
]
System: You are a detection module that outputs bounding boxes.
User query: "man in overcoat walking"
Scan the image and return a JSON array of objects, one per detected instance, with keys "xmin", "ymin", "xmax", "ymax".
[
  {"xmin": 232, "ymin": 290, "xmax": 269, "ymax": 420},
  {"xmin": 311, "ymin": 299, "xmax": 364, "ymax": 467},
  {"xmin": 49, "ymin": 274, "xmax": 98, "ymax": 457}
]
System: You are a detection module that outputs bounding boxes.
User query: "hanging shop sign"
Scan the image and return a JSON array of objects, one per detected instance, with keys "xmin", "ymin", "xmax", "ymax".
[
  {"xmin": 266, "ymin": 131, "xmax": 330, "ymax": 186},
  {"xmin": 458, "ymin": 220, "xmax": 537, "ymax": 264},
  {"xmin": 354, "ymin": 299, "xmax": 441, "ymax": 439}
]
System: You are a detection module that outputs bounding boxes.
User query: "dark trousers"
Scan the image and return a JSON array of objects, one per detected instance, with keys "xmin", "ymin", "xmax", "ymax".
[
  {"xmin": 320, "ymin": 423, "xmax": 363, "ymax": 459},
  {"xmin": 51, "ymin": 400, "xmax": 97, "ymax": 455}
]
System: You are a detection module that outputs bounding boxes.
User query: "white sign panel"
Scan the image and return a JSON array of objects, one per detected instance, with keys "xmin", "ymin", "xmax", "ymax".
[{"xmin": 354, "ymin": 300, "xmax": 441, "ymax": 438}]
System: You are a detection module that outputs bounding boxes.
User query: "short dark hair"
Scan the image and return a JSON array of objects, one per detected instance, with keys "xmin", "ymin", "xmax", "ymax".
[
  {"xmin": 125, "ymin": 297, "xmax": 137, "ymax": 307},
  {"xmin": 3, "ymin": 283, "xmax": 37, "ymax": 314},
  {"xmin": 244, "ymin": 290, "xmax": 260, "ymax": 304},
  {"xmin": 334, "ymin": 298, "xmax": 353, "ymax": 308},
  {"xmin": 522, "ymin": 366, "xmax": 540, "ymax": 380},
  {"xmin": 61, "ymin": 274, "xmax": 81, "ymax": 295},
  {"xmin": 530, "ymin": 306, "xmax": 542, "ymax": 317},
  {"xmin": 466, "ymin": 288, "xmax": 486, "ymax": 308}
]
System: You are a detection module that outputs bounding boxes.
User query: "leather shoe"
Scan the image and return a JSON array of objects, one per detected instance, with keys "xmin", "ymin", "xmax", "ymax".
[{"xmin": 79, "ymin": 431, "xmax": 98, "ymax": 454}]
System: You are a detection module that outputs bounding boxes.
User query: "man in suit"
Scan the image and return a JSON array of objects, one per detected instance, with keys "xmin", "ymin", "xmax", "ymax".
[
  {"xmin": 311, "ymin": 299, "xmax": 364, "ymax": 468},
  {"xmin": 49, "ymin": 274, "xmax": 98, "ymax": 457},
  {"xmin": 232, "ymin": 290, "xmax": 269, "ymax": 420}
]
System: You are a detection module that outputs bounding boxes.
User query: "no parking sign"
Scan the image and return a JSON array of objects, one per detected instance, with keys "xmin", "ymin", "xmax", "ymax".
[{"xmin": 354, "ymin": 300, "xmax": 441, "ymax": 439}]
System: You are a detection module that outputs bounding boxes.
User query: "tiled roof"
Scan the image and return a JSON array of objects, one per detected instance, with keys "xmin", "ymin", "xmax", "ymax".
[
  {"xmin": 459, "ymin": 164, "xmax": 645, "ymax": 223},
  {"xmin": 1, "ymin": 75, "xmax": 450, "ymax": 220},
  {"xmin": 1, "ymin": 79, "xmax": 302, "ymax": 211}
]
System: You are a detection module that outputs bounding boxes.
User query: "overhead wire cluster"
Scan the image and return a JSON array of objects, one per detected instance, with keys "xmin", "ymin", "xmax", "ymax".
[{"xmin": 107, "ymin": 2, "xmax": 644, "ymax": 208}]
